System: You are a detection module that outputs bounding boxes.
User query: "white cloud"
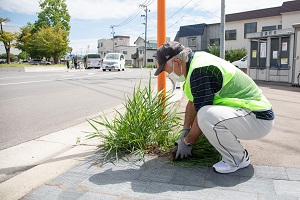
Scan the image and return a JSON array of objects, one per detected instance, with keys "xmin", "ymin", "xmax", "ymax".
[{"xmin": 0, "ymin": 0, "xmax": 40, "ymax": 15}]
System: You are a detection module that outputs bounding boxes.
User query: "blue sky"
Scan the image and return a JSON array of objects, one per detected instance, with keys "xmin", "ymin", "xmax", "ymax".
[{"xmin": 0, "ymin": 0, "xmax": 288, "ymax": 55}]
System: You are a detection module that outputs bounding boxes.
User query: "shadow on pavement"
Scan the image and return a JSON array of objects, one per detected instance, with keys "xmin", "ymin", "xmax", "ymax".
[{"xmin": 88, "ymin": 155, "xmax": 254, "ymax": 194}]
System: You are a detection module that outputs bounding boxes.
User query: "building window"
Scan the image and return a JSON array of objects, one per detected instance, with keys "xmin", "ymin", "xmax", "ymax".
[
  {"xmin": 278, "ymin": 25, "xmax": 282, "ymax": 30},
  {"xmin": 123, "ymin": 51, "xmax": 127, "ymax": 55},
  {"xmin": 262, "ymin": 25, "xmax": 276, "ymax": 31},
  {"xmin": 244, "ymin": 22, "xmax": 257, "ymax": 38},
  {"xmin": 225, "ymin": 30, "xmax": 236, "ymax": 40},
  {"xmin": 147, "ymin": 59, "xmax": 153, "ymax": 62},
  {"xmin": 188, "ymin": 37, "xmax": 196, "ymax": 47},
  {"xmin": 100, "ymin": 43, "xmax": 103, "ymax": 47},
  {"xmin": 210, "ymin": 38, "xmax": 220, "ymax": 46}
]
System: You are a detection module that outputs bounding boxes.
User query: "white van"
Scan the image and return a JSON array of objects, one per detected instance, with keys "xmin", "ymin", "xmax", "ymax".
[
  {"xmin": 85, "ymin": 53, "xmax": 102, "ymax": 69},
  {"xmin": 102, "ymin": 53, "xmax": 125, "ymax": 71}
]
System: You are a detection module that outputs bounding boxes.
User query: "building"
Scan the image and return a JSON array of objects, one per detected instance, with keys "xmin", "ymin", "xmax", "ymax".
[
  {"xmin": 114, "ymin": 45, "xmax": 136, "ymax": 66},
  {"xmin": 174, "ymin": 23, "xmax": 220, "ymax": 52},
  {"xmin": 131, "ymin": 37, "xmax": 158, "ymax": 68},
  {"xmin": 0, "ymin": 25, "xmax": 21, "ymax": 55},
  {"xmin": 97, "ymin": 36, "xmax": 135, "ymax": 65},
  {"xmin": 226, "ymin": 0, "xmax": 300, "ymax": 84},
  {"xmin": 174, "ymin": 0, "xmax": 300, "ymax": 85}
]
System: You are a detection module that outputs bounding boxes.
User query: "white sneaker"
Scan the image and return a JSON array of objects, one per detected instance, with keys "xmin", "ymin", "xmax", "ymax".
[{"xmin": 213, "ymin": 150, "xmax": 250, "ymax": 174}]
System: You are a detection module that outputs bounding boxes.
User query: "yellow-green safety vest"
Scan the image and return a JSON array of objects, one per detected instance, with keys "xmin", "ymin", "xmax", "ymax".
[{"xmin": 183, "ymin": 52, "xmax": 272, "ymax": 111}]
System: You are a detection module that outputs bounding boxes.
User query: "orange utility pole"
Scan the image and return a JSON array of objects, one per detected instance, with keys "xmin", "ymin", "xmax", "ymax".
[{"xmin": 157, "ymin": 0, "xmax": 166, "ymax": 96}]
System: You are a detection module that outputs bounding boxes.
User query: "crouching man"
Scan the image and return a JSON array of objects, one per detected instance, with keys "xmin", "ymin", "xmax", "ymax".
[{"xmin": 154, "ymin": 41, "xmax": 275, "ymax": 174}]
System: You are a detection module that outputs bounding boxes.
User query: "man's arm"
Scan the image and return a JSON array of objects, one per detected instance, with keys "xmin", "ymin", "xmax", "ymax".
[
  {"xmin": 183, "ymin": 100, "xmax": 203, "ymax": 144},
  {"xmin": 183, "ymin": 100, "xmax": 197, "ymax": 129}
]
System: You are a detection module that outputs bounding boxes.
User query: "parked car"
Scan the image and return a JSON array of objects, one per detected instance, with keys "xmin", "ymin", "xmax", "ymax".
[
  {"xmin": 40, "ymin": 60, "xmax": 51, "ymax": 65},
  {"xmin": 29, "ymin": 59, "xmax": 51, "ymax": 65},
  {"xmin": 102, "ymin": 53, "xmax": 125, "ymax": 71},
  {"xmin": 232, "ymin": 56, "xmax": 247, "ymax": 69}
]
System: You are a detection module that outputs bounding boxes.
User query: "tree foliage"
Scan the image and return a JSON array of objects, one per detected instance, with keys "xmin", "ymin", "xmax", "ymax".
[
  {"xmin": 208, "ymin": 45, "xmax": 247, "ymax": 63},
  {"xmin": 18, "ymin": 51, "xmax": 30, "ymax": 60},
  {"xmin": 34, "ymin": 23, "xmax": 69, "ymax": 63},
  {"xmin": 0, "ymin": 18, "xmax": 18, "ymax": 63},
  {"xmin": 225, "ymin": 48, "xmax": 247, "ymax": 63},
  {"xmin": 33, "ymin": 0, "xmax": 71, "ymax": 33},
  {"xmin": 15, "ymin": 0, "xmax": 71, "ymax": 63}
]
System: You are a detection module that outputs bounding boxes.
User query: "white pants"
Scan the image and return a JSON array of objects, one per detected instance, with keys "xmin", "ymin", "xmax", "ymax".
[{"xmin": 197, "ymin": 105, "xmax": 274, "ymax": 167}]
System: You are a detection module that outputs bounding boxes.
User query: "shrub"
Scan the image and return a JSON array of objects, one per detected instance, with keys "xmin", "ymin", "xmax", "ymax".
[
  {"xmin": 86, "ymin": 75, "xmax": 221, "ymax": 167},
  {"xmin": 208, "ymin": 44, "xmax": 220, "ymax": 57},
  {"xmin": 86, "ymin": 76, "xmax": 182, "ymax": 161},
  {"xmin": 225, "ymin": 48, "xmax": 247, "ymax": 63}
]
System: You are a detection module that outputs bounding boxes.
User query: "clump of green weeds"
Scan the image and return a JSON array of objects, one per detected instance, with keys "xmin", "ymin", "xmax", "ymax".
[
  {"xmin": 86, "ymin": 75, "xmax": 221, "ymax": 167},
  {"xmin": 86, "ymin": 77, "xmax": 182, "ymax": 162}
]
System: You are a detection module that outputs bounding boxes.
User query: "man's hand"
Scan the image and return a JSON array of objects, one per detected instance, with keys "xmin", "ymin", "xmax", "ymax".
[
  {"xmin": 174, "ymin": 139, "xmax": 192, "ymax": 159},
  {"xmin": 180, "ymin": 128, "xmax": 190, "ymax": 139}
]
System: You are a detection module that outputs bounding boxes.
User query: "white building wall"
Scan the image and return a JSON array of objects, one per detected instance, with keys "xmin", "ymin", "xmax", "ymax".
[
  {"xmin": 178, "ymin": 36, "xmax": 202, "ymax": 51},
  {"xmin": 225, "ymin": 16, "xmax": 281, "ymax": 50},
  {"xmin": 97, "ymin": 37, "xmax": 130, "ymax": 57},
  {"xmin": 114, "ymin": 45, "xmax": 136, "ymax": 65},
  {"xmin": 146, "ymin": 49, "xmax": 156, "ymax": 68},
  {"xmin": 97, "ymin": 39, "xmax": 113, "ymax": 57},
  {"xmin": 282, "ymin": 11, "xmax": 300, "ymax": 29}
]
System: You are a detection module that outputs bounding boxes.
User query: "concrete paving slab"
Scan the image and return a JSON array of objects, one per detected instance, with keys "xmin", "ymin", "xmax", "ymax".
[
  {"xmin": 253, "ymin": 166, "xmax": 288, "ymax": 180},
  {"xmin": 286, "ymin": 168, "xmax": 300, "ymax": 181},
  {"xmin": 273, "ymin": 180, "xmax": 300, "ymax": 198}
]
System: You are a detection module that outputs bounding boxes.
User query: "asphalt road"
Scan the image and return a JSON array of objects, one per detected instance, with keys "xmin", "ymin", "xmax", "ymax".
[{"xmin": 0, "ymin": 68, "xmax": 156, "ymax": 151}]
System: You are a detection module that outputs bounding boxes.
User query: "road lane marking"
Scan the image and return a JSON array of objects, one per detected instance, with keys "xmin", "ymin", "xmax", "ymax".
[
  {"xmin": 0, "ymin": 73, "xmax": 111, "ymax": 86},
  {"xmin": 0, "ymin": 73, "xmax": 69, "ymax": 80}
]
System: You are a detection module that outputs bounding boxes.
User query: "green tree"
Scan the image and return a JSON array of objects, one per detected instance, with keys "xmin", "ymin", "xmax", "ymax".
[
  {"xmin": 15, "ymin": 23, "xmax": 40, "ymax": 58},
  {"xmin": 33, "ymin": 0, "xmax": 71, "ymax": 33},
  {"xmin": 34, "ymin": 23, "xmax": 69, "ymax": 63},
  {"xmin": 0, "ymin": 18, "xmax": 18, "ymax": 64},
  {"xmin": 18, "ymin": 51, "xmax": 30, "ymax": 60}
]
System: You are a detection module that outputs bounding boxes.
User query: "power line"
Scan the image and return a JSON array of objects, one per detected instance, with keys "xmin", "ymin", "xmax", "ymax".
[
  {"xmin": 113, "ymin": 0, "xmax": 154, "ymax": 28},
  {"xmin": 166, "ymin": 0, "xmax": 204, "ymax": 30}
]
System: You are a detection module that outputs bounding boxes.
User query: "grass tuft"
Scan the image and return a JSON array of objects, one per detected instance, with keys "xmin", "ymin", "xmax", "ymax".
[
  {"xmin": 86, "ymin": 75, "xmax": 221, "ymax": 166},
  {"xmin": 86, "ymin": 76, "xmax": 182, "ymax": 162}
]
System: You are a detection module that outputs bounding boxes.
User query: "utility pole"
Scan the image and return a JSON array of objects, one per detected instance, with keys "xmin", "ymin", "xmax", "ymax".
[
  {"xmin": 220, "ymin": 0, "xmax": 225, "ymax": 59},
  {"xmin": 110, "ymin": 25, "xmax": 115, "ymax": 53},
  {"xmin": 140, "ymin": 4, "xmax": 149, "ymax": 67}
]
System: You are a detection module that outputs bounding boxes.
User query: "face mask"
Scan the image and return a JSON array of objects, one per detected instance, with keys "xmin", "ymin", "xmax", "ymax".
[
  {"xmin": 168, "ymin": 60, "xmax": 185, "ymax": 90},
  {"xmin": 168, "ymin": 60, "xmax": 185, "ymax": 82}
]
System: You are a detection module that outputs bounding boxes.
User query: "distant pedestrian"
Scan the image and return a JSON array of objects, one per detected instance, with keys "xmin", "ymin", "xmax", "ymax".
[
  {"xmin": 66, "ymin": 60, "xmax": 70, "ymax": 70},
  {"xmin": 74, "ymin": 56, "xmax": 78, "ymax": 69}
]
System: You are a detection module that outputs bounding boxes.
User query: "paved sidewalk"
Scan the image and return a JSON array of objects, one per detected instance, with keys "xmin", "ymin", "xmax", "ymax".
[
  {"xmin": 2, "ymin": 81, "xmax": 300, "ymax": 200},
  {"xmin": 23, "ymin": 154, "xmax": 300, "ymax": 200}
]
